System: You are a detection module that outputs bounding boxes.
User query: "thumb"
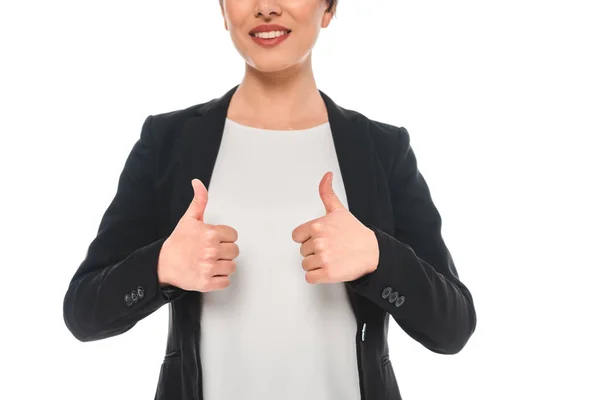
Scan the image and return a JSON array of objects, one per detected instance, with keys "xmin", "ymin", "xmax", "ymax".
[
  {"xmin": 184, "ymin": 178, "xmax": 209, "ymax": 221},
  {"xmin": 319, "ymin": 171, "xmax": 345, "ymax": 214}
]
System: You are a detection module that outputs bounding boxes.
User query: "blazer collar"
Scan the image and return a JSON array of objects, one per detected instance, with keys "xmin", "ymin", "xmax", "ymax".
[{"xmin": 177, "ymin": 84, "xmax": 381, "ymax": 231}]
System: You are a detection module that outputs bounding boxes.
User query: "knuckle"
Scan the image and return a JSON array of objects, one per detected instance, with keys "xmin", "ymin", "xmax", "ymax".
[
  {"xmin": 203, "ymin": 247, "xmax": 218, "ymax": 260},
  {"xmin": 206, "ymin": 260, "xmax": 219, "ymax": 274},
  {"xmin": 314, "ymin": 238, "xmax": 324, "ymax": 251},
  {"xmin": 318, "ymin": 252, "xmax": 327, "ymax": 266},
  {"xmin": 205, "ymin": 227, "xmax": 218, "ymax": 239},
  {"xmin": 311, "ymin": 222, "xmax": 323, "ymax": 234}
]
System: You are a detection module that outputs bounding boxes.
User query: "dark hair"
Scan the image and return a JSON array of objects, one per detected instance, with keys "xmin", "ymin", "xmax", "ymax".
[{"xmin": 325, "ymin": 0, "xmax": 338, "ymax": 13}]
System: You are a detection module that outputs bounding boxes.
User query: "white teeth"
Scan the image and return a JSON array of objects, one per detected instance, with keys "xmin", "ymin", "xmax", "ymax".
[{"xmin": 252, "ymin": 30, "xmax": 289, "ymax": 39}]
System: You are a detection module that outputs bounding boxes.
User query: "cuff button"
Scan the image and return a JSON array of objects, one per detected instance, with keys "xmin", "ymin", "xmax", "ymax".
[
  {"xmin": 395, "ymin": 295, "xmax": 405, "ymax": 307},
  {"xmin": 124, "ymin": 293, "xmax": 133, "ymax": 307},
  {"xmin": 381, "ymin": 287, "xmax": 392, "ymax": 299}
]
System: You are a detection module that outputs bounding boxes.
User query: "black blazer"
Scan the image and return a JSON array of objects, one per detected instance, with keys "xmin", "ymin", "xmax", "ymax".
[{"xmin": 63, "ymin": 84, "xmax": 476, "ymax": 400}]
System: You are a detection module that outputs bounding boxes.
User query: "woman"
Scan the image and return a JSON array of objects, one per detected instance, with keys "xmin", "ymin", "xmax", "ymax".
[{"xmin": 63, "ymin": 1, "xmax": 477, "ymax": 399}]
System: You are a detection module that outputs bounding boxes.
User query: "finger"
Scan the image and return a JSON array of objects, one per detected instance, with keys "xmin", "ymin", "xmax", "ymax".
[
  {"xmin": 204, "ymin": 276, "xmax": 230, "ymax": 291},
  {"xmin": 319, "ymin": 171, "xmax": 345, "ymax": 214},
  {"xmin": 301, "ymin": 254, "xmax": 321, "ymax": 272},
  {"xmin": 299, "ymin": 237, "xmax": 316, "ymax": 258},
  {"xmin": 305, "ymin": 268, "xmax": 326, "ymax": 284},
  {"xmin": 184, "ymin": 179, "xmax": 209, "ymax": 221},
  {"xmin": 215, "ymin": 225, "xmax": 238, "ymax": 242},
  {"xmin": 292, "ymin": 220, "xmax": 314, "ymax": 243},
  {"xmin": 211, "ymin": 259, "xmax": 237, "ymax": 276},
  {"xmin": 218, "ymin": 242, "xmax": 239, "ymax": 260}
]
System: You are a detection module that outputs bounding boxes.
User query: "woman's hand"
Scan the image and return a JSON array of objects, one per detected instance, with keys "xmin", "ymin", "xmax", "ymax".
[
  {"xmin": 291, "ymin": 171, "xmax": 380, "ymax": 284},
  {"xmin": 158, "ymin": 179, "xmax": 240, "ymax": 292}
]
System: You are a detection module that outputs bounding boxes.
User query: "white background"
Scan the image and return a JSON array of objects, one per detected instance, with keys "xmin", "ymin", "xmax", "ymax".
[{"xmin": 2, "ymin": 0, "xmax": 599, "ymax": 399}]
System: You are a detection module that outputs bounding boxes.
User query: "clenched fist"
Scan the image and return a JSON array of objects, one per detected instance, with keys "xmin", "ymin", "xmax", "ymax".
[{"xmin": 157, "ymin": 178, "xmax": 239, "ymax": 292}]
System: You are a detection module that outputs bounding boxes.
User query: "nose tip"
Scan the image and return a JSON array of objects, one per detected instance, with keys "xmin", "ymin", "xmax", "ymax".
[{"xmin": 255, "ymin": 3, "xmax": 282, "ymax": 18}]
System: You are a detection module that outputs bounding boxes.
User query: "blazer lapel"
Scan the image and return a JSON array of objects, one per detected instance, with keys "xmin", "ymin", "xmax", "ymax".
[
  {"xmin": 319, "ymin": 90, "xmax": 382, "ymax": 231},
  {"xmin": 177, "ymin": 86, "xmax": 236, "ymax": 206},
  {"xmin": 177, "ymin": 84, "xmax": 381, "ymax": 229}
]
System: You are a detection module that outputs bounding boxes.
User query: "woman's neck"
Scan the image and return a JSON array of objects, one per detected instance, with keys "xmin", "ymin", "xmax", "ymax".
[{"xmin": 227, "ymin": 55, "xmax": 329, "ymax": 130}]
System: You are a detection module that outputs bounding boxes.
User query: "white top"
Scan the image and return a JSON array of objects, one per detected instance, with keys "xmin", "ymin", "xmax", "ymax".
[{"xmin": 199, "ymin": 118, "xmax": 361, "ymax": 400}]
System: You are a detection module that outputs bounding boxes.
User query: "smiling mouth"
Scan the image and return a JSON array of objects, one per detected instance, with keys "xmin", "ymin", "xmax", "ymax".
[{"xmin": 249, "ymin": 30, "xmax": 292, "ymax": 39}]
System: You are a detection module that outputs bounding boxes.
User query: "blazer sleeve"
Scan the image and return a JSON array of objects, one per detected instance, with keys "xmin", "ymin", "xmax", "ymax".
[
  {"xmin": 347, "ymin": 126, "xmax": 476, "ymax": 354},
  {"xmin": 63, "ymin": 115, "xmax": 185, "ymax": 342}
]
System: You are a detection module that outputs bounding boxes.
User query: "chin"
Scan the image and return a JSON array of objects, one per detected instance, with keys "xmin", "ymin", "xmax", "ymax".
[
  {"xmin": 245, "ymin": 52, "xmax": 310, "ymax": 74},
  {"xmin": 246, "ymin": 58, "xmax": 297, "ymax": 73}
]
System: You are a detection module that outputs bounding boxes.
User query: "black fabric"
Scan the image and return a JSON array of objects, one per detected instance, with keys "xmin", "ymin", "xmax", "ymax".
[{"xmin": 63, "ymin": 85, "xmax": 476, "ymax": 399}]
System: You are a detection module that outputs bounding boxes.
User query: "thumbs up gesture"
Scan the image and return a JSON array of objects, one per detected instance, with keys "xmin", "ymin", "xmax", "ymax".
[
  {"xmin": 157, "ymin": 179, "xmax": 240, "ymax": 292},
  {"xmin": 291, "ymin": 171, "xmax": 380, "ymax": 285}
]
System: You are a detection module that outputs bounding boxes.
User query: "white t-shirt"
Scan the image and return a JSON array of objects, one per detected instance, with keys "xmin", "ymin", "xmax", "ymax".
[{"xmin": 199, "ymin": 118, "xmax": 361, "ymax": 400}]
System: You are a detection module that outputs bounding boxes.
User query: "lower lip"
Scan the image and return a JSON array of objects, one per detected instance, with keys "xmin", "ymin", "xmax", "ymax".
[{"xmin": 250, "ymin": 32, "xmax": 291, "ymax": 48}]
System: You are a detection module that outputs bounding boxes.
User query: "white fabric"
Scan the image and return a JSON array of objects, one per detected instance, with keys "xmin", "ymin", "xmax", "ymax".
[{"xmin": 199, "ymin": 118, "xmax": 361, "ymax": 400}]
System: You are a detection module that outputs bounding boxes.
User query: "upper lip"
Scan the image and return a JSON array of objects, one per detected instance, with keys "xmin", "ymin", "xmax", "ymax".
[{"xmin": 249, "ymin": 24, "xmax": 291, "ymax": 35}]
